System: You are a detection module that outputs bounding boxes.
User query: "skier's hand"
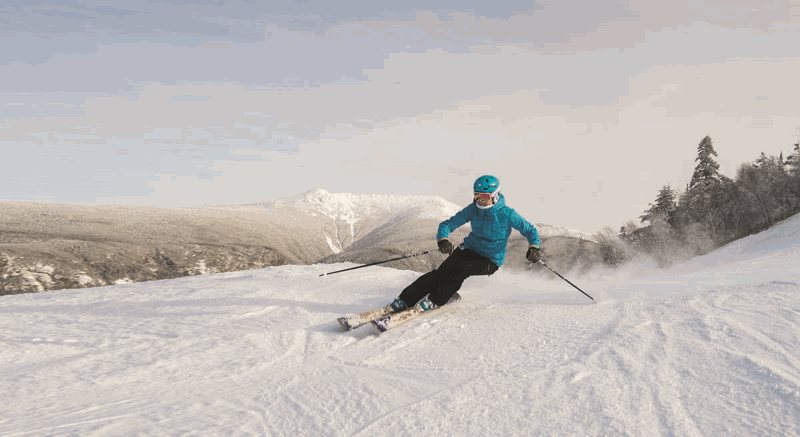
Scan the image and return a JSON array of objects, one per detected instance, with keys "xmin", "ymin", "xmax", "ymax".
[
  {"xmin": 438, "ymin": 239, "xmax": 454, "ymax": 255},
  {"xmin": 526, "ymin": 246, "xmax": 542, "ymax": 263}
]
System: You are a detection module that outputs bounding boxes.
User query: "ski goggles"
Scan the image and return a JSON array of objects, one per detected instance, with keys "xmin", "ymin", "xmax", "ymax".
[{"xmin": 474, "ymin": 192, "xmax": 496, "ymax": 202}]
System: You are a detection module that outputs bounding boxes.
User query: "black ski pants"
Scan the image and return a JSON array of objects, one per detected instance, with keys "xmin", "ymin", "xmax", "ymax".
[{"xmin": 398, "ymin": 247, "xmax": 498, "ymax": 307}]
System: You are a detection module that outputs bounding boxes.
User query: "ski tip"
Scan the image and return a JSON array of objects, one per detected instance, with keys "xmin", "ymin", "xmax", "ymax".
[{"xmin": 337, "ymin": 317, "xmax": 352, "ymax": 331}]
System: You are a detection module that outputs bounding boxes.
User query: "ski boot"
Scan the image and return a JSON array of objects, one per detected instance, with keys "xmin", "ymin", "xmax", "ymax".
[
  {"xmin": 390, "ymin": 298, "xmax": 409, "ymax": 312},
  {"xmin": 415, "ymin": 296, "xmax": 437, "ymax": 312}
]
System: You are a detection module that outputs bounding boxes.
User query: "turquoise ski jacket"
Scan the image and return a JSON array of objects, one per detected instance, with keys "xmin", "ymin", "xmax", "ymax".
[{"xmin": 436, "ymin": 194, "xmax": 540, "ymax": 267}]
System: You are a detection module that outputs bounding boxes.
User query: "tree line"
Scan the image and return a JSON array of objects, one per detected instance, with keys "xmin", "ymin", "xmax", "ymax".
[{"xmin": 596, "ymin": 134, "xmax": 800, "ymax": 266}]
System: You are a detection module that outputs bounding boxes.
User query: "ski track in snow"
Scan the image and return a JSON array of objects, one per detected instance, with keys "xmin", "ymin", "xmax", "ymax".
[{"xmin": 2, "ymin": 216, "xmax": 800, "ymax": 435}]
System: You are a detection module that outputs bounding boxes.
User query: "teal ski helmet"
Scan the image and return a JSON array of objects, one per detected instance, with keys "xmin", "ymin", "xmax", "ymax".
[{"xmin": 473, "ymin": 175, "xmax": 500, "ymax": 194}]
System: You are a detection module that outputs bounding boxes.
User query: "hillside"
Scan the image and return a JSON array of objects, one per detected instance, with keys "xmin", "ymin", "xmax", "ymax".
[
  {"xmin": 0, "ymin": 201, "xmax": 296, "ymax": 293},
  {"xmin": 0, "ymin": 190, "xmax": 599, "ymax": 294},
  {"xmin": 1, "ymin": 214, "xmax": 798, "ymax": 435}
]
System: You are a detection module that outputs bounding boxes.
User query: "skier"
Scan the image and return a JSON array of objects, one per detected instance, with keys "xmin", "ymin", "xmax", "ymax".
[{"xmin": 388, "ymin": 174, "xmax": 542, "ymax": 313}]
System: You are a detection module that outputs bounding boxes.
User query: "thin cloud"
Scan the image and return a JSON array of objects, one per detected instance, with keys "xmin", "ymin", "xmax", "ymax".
[{"xmin": 2, "ymin": 1, "xmax": 799, "ymax": 232}]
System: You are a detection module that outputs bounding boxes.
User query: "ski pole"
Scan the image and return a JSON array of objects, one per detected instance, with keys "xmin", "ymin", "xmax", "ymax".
[
  {"xmin": 318, "ymin": 250, "xmax": 433, "ymax": 277},
  {"xmin": 538, "ymin": 260, "xmax": 594, "ymax": 301}
]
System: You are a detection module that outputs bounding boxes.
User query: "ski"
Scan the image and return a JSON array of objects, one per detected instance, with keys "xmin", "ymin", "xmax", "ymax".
[
  {"xmin": 337, "ymin": 292, "xmax": 462, "ymax": 332},
  {"xmin": 372, "ymin": 293, "xmax": 461, "ymax": 333},
  {"xmin": 371, "ymin": 306, "xmax": 427, "ymax": 332},
  {"xmin": 337, "ymin": 304, "xmax": 393, "ymax": 331}
]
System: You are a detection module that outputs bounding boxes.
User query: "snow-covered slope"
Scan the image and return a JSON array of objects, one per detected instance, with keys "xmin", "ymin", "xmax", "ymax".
[{"xmin": 2, "ymin": 213, "xmax": 799, "ymax": 435}]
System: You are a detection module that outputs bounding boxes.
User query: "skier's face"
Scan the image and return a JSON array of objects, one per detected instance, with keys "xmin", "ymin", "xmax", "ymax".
[{"xmin": 474, "ymin": 192, "xmax": 494, "ymax": 207}]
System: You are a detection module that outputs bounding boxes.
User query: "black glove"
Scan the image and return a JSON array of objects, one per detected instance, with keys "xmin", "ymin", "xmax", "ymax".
[
  {"xmin": 526, "ymin": 246, "xmax": 542, "ymax": 263},
  {"xmin": 438, "ymin": 239, "xmax": 454, "ymax": 255}
]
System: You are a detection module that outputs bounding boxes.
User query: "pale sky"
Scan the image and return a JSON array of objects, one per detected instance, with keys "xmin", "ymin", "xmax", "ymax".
[{"xmin": 2, "ymin": 1, "xmax": 799, "ymax": 232}]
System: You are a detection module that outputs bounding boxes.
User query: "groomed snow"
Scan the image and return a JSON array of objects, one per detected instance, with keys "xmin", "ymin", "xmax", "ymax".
[{"xmin": 1, "ymin": 215, "xmax": 799, "ymax": 435}]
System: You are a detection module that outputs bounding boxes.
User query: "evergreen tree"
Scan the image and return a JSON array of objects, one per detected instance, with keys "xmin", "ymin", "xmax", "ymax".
[
  {"xmin": 787, "ymin": 142, "xmax": 800, "ymax": 177},
  {"xmin": 788, "ymin": 129, "xmax": 800, "ymax": 213},
  {"xmin": 689, "ymin": 136, "xmax": 721, "ymax": 190},
  {"xmin": 640, "ymin": 185, "xmax": 677, "ymax": 225},
  {"xmin": 736, "ymin": 153, "xmax": 794, "ymax": 232},
  {"xmin": 626, "ymin": 185, "xmax": 682, "ymax": 263},
  {"xmin": 672, "ymin": 136, "xmax": 738, "ymax": 249},
  {"xmin": 674, "ymin": 136, "xmax": 723, "ymax": 235},
  {"xmin": 789, "ymin": 142, "xmax": 800, "ymax": 214},
  {"xmin": 618, "ymin": 221, "xmax": 639, "ymax": 241},
  {"xmin": 618, "ymin": 133, "xmax": 800, "ymax": 267},
  {"xmin": 790, "ymin": 127, "xmax": 800, "ymax": 177},
  {"xmin": 754, "ymin": 152, "xmax": 769, "ymax": 168}
]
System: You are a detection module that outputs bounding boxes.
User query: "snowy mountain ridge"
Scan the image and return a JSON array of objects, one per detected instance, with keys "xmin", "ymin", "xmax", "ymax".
[
  {"xmin": 268, "ymin": 188, "xmax": 462, "ymax": 223},
  {"xmin": 254, "ymin": 189, "xmax": 464, "ymax": 254}
]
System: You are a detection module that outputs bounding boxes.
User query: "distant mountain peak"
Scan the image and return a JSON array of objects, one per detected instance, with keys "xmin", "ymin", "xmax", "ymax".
[
  {"xmin": 301, "ymin": 188, "xmax": 332, "ymax": 200},
  {"xmin": 255, "ymin": 189, "xmax": 463, "ymax": 255},
  {"xmin": 270, "ymin": 189, "xmax": 461, "ymax": 221}
]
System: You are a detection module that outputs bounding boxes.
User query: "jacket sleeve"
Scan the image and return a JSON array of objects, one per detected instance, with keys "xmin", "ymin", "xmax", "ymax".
[
  {"xmin": 509, "ymin": 209, "xmax": 541, "ymax": 248},
  {"xmin": 437, "ymin": 205, "xmax": 473, "ymax": 240}
]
